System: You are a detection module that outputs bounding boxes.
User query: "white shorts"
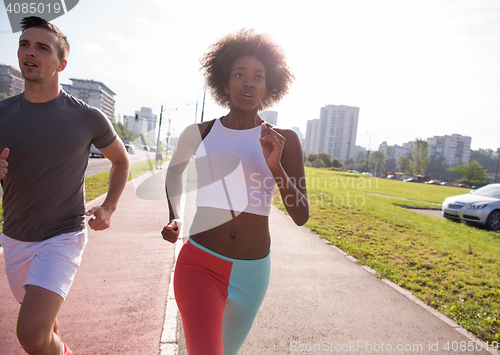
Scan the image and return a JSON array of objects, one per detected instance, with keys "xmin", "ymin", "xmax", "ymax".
[{"xmin": 1, "ymin": 229, "xmax": 87, "ymax": 303}]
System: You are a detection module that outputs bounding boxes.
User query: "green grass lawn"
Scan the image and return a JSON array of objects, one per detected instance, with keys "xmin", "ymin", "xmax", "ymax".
[
  {"xmin": 84, "ymin": 159, "xmax": 156, "ymax": 202},
  {"xmin": 274, "ymin": 168, "xmax": 500, "ymax": 343}
]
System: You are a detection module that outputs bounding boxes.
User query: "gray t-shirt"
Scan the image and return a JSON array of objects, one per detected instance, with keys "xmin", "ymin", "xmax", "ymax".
[{"xmin": 0, "ymin": 90, "xmax": 117, "ymax": 242}]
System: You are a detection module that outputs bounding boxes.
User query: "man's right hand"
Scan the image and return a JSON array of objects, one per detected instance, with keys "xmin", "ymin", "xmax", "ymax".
[{"xmin": 0, "ymin": 148, "xmax": 9, "ymax": 180}]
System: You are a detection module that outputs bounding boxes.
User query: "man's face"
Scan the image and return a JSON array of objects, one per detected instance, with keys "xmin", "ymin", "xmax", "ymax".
[{"xmin": 17, "ymin": 27, "xmax": 66, "ymax": 84}]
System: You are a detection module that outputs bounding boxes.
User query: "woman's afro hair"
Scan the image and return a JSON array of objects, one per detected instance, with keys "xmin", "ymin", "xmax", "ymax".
[{"xmin": 200, "ymin": 29, "xmax": 294, "ymax": 110}]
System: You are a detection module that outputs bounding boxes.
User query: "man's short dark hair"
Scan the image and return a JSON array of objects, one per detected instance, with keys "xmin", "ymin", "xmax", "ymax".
[{"xmin": 20, "ymin": 16, "xmax": 69, "ymax": 60}]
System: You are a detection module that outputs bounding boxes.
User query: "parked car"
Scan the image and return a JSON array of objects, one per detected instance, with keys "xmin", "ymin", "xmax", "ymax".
[
  {"xmin": 403, "ymin": 177, "xmax": 419, "ymax": 183},
  {"xmin": 440, "ymin": 182, "xmax": 450, "ymax": 186},
  {"xmin": 442, "ymin": 183, "xmax": 500, "ymax": 231},
  {"xmin": 124, "ymin": 144, "xmax": 135, "ymax": 154},
  {"xmin": 90, "ymin": 144, "xmax": 104, "ymax": 158},
  {"xmin": 425, "ymin": 180, "xmax": 441, "ymax": 185}
]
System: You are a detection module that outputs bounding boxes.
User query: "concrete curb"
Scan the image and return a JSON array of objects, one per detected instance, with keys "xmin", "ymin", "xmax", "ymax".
[{"xmin": 159, "ymin": 162, "xmax": 187, "ymax": 355}]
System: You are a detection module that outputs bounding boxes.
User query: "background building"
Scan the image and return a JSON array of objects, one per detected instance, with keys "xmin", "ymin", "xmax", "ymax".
[
  {"xmin": 379, "ymin": 142, "xmax": 412, "ymax": 161},
  {"xmin": 0, "ymin": 64, "xmax": 24, "ymax": 97},
  {"xmin": 62, "ymin": 78, "xmax": 116, "ymax": 121},
  {"xmin": 353, "ymin": 145, "xmax": 368, "ymax": 161},
  {"xmin": 259, "ymin": 110, "xmax": 278, "ymax": 126},
  {"xmin": 134, "ymin": 107, "xmax": 157, "ymax": 142},
  {"xmin": 304, "ymin": 105, "xmax": 359, "ymax": 161},
  {"xmin": 304, "ymin": 118, "xmax": 320, "ymax": 154},
  {"xmin": 427, "ymin": 134, "xmax": 471, "ymax": 167},
  {"xmin": 126, "ymin": 114, "xmax": 148, "ymax": 136}
]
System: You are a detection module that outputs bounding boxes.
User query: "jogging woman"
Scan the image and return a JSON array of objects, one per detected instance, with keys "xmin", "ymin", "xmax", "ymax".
[{"xmin": 162, "ymin": 29, "xmax": 309, "ymax": 355}]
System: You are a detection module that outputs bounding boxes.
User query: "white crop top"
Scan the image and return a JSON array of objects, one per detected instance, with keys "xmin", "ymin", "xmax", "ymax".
[{"xmin": 195, "ymin": 118, "xmax": 276, "ymax": 216}]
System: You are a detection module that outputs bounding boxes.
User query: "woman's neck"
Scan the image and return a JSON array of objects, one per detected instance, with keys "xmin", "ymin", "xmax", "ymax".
[{"xmin": 223, "ymin": 109, "xmax": 263, "ymax": 130}]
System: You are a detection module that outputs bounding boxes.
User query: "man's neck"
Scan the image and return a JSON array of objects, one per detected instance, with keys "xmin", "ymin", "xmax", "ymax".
[{"xmin": 23, "ymin": 79, "xmax": 61, "ymax": 103}]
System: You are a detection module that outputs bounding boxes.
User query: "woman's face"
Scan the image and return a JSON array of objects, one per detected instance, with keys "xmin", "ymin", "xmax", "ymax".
[{"xmin": 224, "ymin": 55, "xmax": 268, "ymax": 112}]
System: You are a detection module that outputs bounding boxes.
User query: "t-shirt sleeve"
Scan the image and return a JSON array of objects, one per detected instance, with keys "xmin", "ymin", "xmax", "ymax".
[{"xmin": 88, "ymin": 108, "xmax": 117, "ymax": 149}]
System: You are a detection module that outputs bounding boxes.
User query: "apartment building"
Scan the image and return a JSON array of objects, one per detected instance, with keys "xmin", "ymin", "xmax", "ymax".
[
  {"xmin": 304, "ymin": 118, "xmax": 320, "ymax": 154},
  {"xmin": 126, "ymin": 114, "xmax": 148, "ymax": 137},
  {"xmin": 134, "ymin": 107, "xmax": 157, "ymax": 141},
  {"xmin": 427, "ymin": 134, "xmax": 471, "ymax": 167},
  {"xmin": 0, "ymin": 64, "xmax": 24, "ymax": 97},
  {"xmin": 379, "ymin": 142, "xmax": 412, "ymax": 161},
  {"xmin": 304, "ymin": 105, "xmax": 359, "ymax": 161},
  {"xmin": 62, "ymin": 78, "xmax": 116, "ymax": 121}
]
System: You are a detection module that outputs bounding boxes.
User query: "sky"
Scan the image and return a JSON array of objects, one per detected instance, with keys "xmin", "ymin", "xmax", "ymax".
[{"xmin": 1, "ymin": 0, "xmax": 499, "ymax": 152}]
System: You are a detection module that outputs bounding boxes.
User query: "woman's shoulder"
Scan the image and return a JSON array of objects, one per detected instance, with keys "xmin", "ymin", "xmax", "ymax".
[
  {"xmin": 177, "ymin": 119, "xmax": 219, "ymax": 147},
  {"xmin": 272, "ymin": 126, "xmax": 300, "ymax": 141},
  {"xmin": 198, "ymin": 119, "xmax": 217, "ymax": 137}
]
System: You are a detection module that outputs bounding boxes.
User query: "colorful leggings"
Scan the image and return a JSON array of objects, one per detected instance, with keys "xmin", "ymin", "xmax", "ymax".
[{"xmin": 174, "ymin": 239, "xmax": 271, "ymax": 355}]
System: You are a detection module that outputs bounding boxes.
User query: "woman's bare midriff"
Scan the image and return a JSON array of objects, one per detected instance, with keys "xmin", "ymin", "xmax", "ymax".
[{"xmin": 189, "ymin": 207, "xmax": 270, "ymax": 260}]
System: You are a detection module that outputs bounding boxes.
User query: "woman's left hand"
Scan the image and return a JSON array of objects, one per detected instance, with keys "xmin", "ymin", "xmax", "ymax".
[{"xmin": 260, "ymin": 123, "xmax": 285, "ymax": 171}]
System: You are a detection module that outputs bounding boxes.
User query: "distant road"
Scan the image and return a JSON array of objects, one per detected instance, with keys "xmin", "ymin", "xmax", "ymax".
[
  {"xmin": 0, "ymin": 150, "xmax": 157, "ymax": 200},
  {"xmin": 85, "ymin": 150, "xmax": 154, "ymax": 177}
]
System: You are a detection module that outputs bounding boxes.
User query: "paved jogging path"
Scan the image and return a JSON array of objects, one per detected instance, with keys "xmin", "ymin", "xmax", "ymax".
[
  {"xmin": 1, "ymin": 161, "xmax": 495, "ymax": 354},
  {"xmin": 0, "ymin": 168, "xmax": 175, "ymax": 355}
]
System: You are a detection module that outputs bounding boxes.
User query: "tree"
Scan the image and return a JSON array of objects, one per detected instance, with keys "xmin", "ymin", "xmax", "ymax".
[
  {"xmin": 312, "ymin": 158, "xmax": 326, "ymax": 169},
  {"xmin": 355, "ymin": 150, "xmax": 368, "ymax": 162},
  {"xmin": 411, "ymin": 139, "xmax": 429, "ymax": 175},
  {"xmin": 330, "ymin": 158, "xmax": 344, "ymax": 171},
  {"xmin": 427, "ymin": 157, "xmax": 449, "ymax": 180},
  {"xmin": 369, "ymin": 151, "xmax": 386, "ymax": 176},
  {"xmin": 355, "ymin": 158, "xmax": 368, "ymax": 172},
  {"xmin": 305, "ymin": 153, "xmax": 317, "ymax": 167},
  {"xmin": 384, "ymin": 158, "xmax": 397, "ymax": 173},
  {"xmin": 397, "ymin": 156, "xmax": 412, "ymax": 175},
  {"xmin": 495, "ymin": 148, "xmax": 500, "ymax": 183},
  {"xmin": 343, "ymin": 157, "xmax": 355, "ymax": 170},
  {"xmin": 449, "ymin": 160, "xmax": 487, "ymax": 186},
  {"xmin": 470, "ymin": 149, "xmax": 497, "ymax": 174},
  {"xmin": 317, "ymin": 152, "xmax": 333, "ymax": 168},
  {"xmin": 113, "ymin": 122, "xmax": 141, "ymax": 143},
  {"xmin": 0, "ymin": 92, "xmax": 9, "ymax": 100}
]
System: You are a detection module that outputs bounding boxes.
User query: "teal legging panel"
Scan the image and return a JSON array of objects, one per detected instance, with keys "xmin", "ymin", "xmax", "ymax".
[{"xmin": 174, "ymin": 239, "xmax": 270, "ymax": 355}]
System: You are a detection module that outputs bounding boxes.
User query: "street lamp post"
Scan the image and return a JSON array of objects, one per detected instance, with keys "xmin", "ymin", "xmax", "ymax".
[
  {"xmin": 157, "ymin": 105, "xmax": 163, "ymax": 150},
  {"xmin": 167, "ymin": 116, "xmax": 172, "ymax": 154},
  {"xmin": 158, "ymin": 106, "xmax": 177, "ymax": 155}
]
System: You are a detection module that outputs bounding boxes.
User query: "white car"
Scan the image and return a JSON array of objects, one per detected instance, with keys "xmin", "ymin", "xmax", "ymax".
[
  {"xmin": 442, "ymin": 183, "xmax": 500, "ymax": 231},
  {"xmin": 124, "ymin": 144, "xmax": 135, "ymax": 154},
  {"xmin": 90, "ymin": 144, "xmax": 104, "ymax": 158}
]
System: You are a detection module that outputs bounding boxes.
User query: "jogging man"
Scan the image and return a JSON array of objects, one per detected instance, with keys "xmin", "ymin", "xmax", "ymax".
[{"xmin": 0, "ymin": 17, "xmax": 130, "ymax": 355}]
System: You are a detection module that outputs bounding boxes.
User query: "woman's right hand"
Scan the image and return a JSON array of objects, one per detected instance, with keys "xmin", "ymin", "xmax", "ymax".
[{"xmin": 161, "ymin": 219, "xmax": 182, "ymax": 243}]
